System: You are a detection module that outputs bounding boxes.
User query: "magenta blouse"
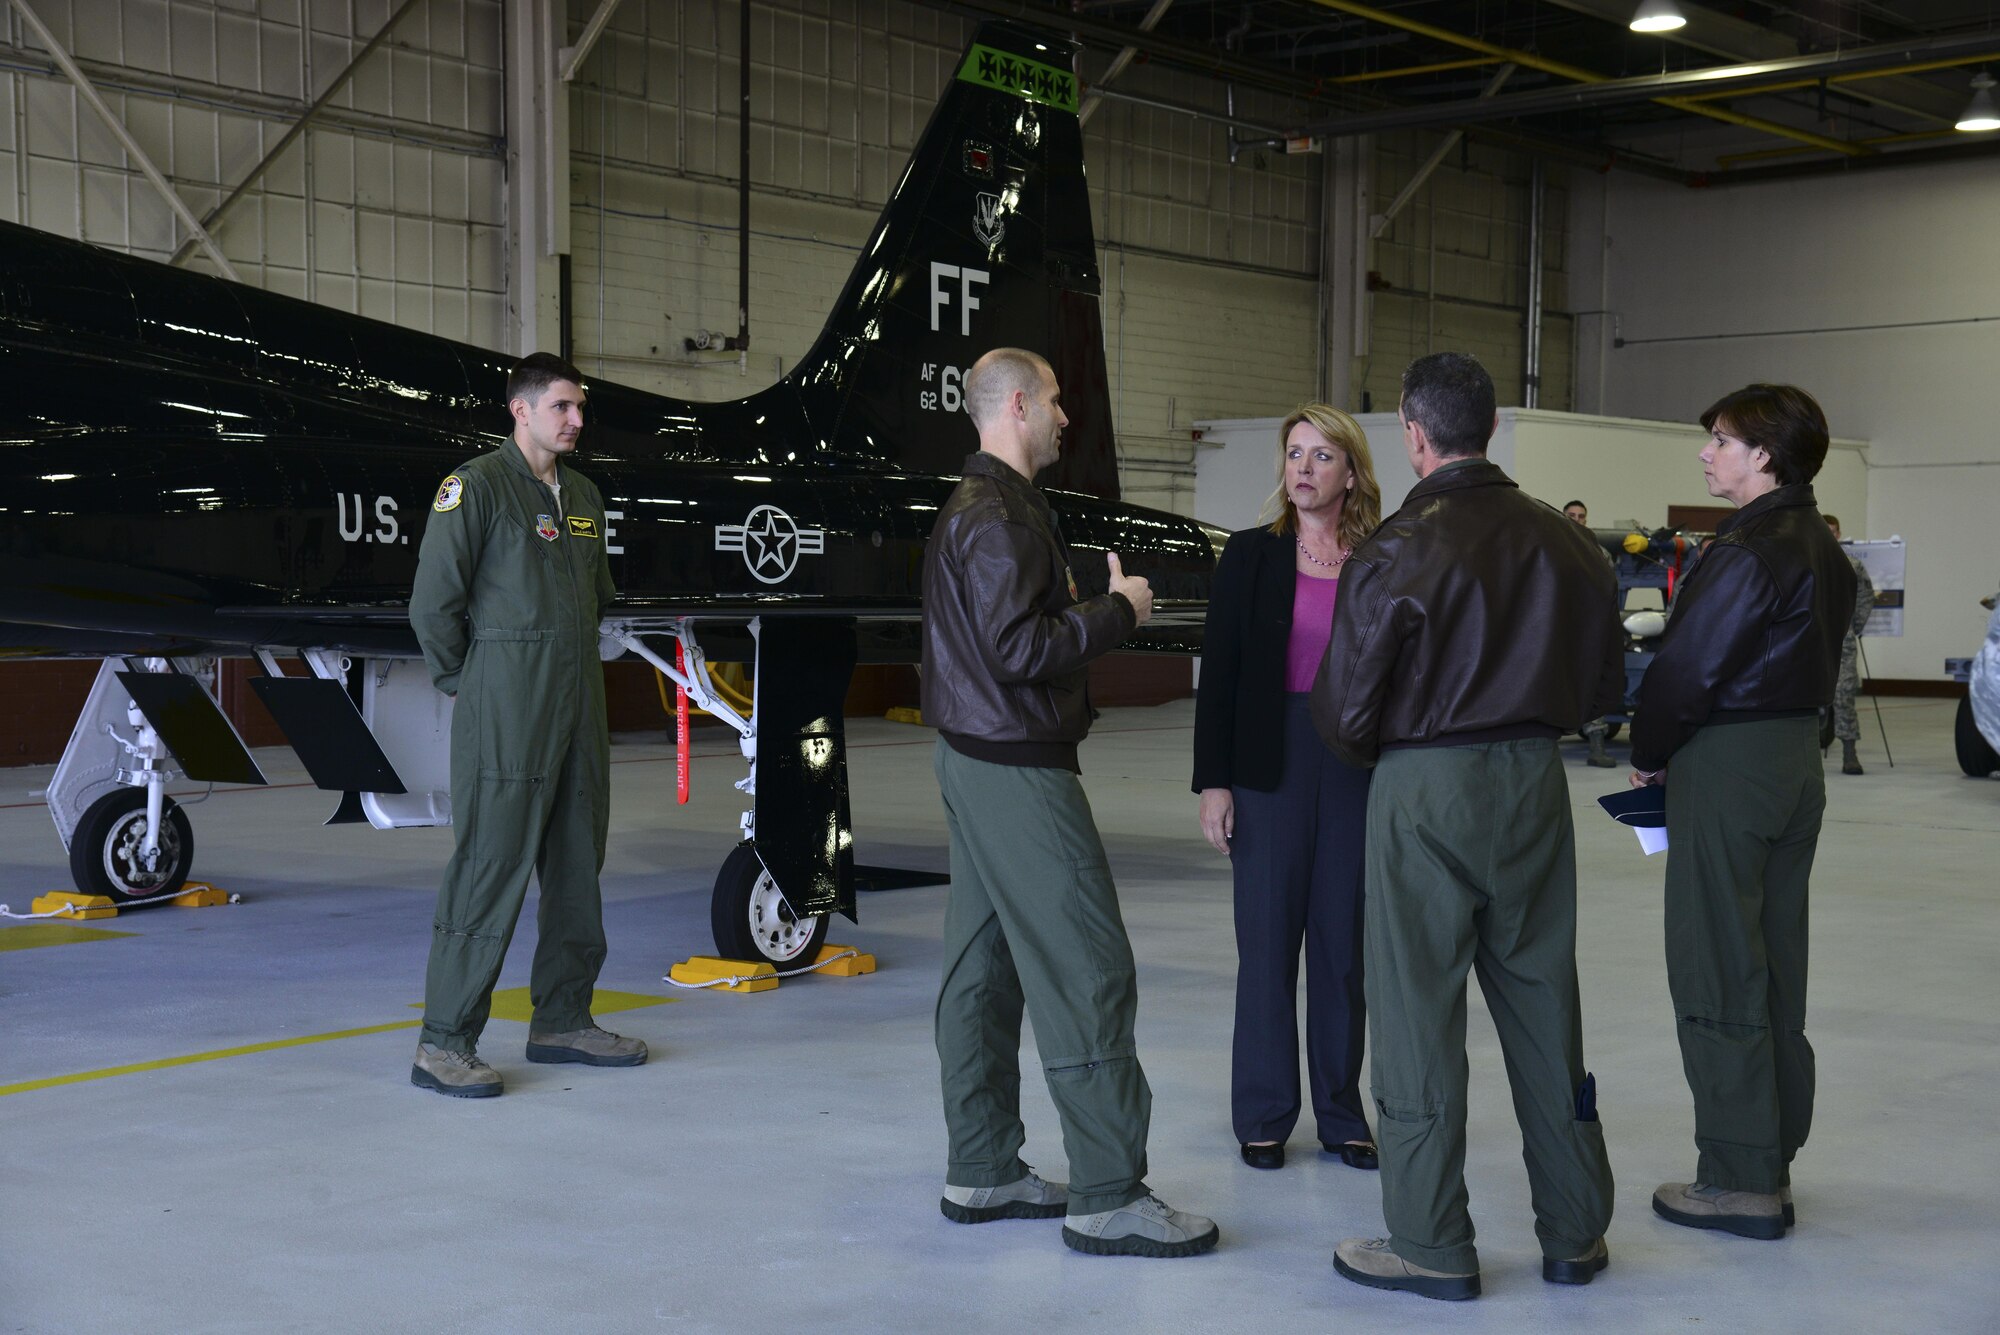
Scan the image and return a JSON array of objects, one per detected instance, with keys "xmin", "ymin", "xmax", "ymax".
[{"xmin": 1286, "ymin": 570, "xmax": 1340, "ymax": 692}]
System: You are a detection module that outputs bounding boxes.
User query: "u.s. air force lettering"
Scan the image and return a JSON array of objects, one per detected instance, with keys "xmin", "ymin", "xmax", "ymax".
[{"xmin": 715, "ymin": 504, "xmax": 825, "ymax": 584}]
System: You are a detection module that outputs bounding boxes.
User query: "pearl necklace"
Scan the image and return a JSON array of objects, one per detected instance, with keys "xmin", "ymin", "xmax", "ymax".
[{"xmin": 1298, "ymin": 537, "xmax": 1349, "ymax": 570}]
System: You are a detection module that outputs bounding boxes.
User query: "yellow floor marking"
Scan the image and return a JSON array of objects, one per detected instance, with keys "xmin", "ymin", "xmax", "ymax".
[
  {"xmin": 3, "ymin": 990, "xmax": 677, "ymax": 1099},
  {"xmin": 405, "ymin": 987, "xmax": 678, "ymax": 1024},
  {"xmin": 0, "ymin": 923, "xmax": 135, "ymax": 952},
  {"xmin": 0, "ymin": 1021, "xmax": 422, "ymax": 1099}
]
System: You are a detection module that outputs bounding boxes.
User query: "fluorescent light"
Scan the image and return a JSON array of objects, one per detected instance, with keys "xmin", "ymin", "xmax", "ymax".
[
  {"xmin": 1957, "ymin": 73, "xmax": 2000, "ymax": 132},
  {"xmin": 1630, "ymin": 0, "xmax": 1687, "ymax": 33}
]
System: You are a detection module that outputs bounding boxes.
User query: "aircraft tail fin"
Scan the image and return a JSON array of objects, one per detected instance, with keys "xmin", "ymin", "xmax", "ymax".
[{"xmin": 785, "ymin": 21, "xmax": 1118, "ymax": 499}]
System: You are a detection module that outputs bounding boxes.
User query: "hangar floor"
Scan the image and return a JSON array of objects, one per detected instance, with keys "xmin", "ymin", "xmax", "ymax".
[{"xmin": 2, "ymin": 698, "xmax": 1994, "ymax": 1332}]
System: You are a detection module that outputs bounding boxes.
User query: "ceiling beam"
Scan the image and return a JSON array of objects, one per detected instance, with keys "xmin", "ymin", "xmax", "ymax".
[
  {"xmin": 1701, "ymin": 133, "xmax": 2000, "ymax": 186},
  {"xmin": 1078, "ymin": 0, "xmax": 1175, "ymax": 127},
  {"xmin": 921, "ymin": 0, "xmax": 1690, "ymax": 180},
  {"xmin": 559, "ymin": 0, "xmax": 627, "ymax": 83},
  {"xmin": 1293, "ymin": 0, "xmax": 1869, "ymax": 156},
  {"xmin": 1288, "ymin": 29, "xmax": 2000, "ymax": 141},
  {"xmin": 1535, "ymin": 0, "xmax": 1965, "ymax": 124},
  {"xmin": 1372, "ymin": 63, "xmax": 1516, "ymax": 237}
]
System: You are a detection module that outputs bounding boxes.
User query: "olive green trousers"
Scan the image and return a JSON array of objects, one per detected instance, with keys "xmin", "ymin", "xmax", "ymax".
[
  {"xmin": 933, "ymin": 741, "xmax": 1152, "ymax": 1216},
  {"xmin": 1663, "ymin": 715, "xmax": 1822, "ymax": 1194},
  {"xmin": 1364, "ymin": 739, "xmax": 1613, "ymax": 1274},
  {"xmin": 420, "ymin": 729, "xmax": 609, "ymax": 1051}
]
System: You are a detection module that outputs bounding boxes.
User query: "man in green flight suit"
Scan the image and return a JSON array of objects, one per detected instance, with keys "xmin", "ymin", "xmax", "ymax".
[{"xmin": 407, "ymin": 352, "xmax": 644, "ymax": 1097}]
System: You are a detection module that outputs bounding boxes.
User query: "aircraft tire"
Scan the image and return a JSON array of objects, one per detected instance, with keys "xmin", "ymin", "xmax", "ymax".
[
  {"xmin": 1955, "ymin": 695, "xmax": 1998, "ymax": 778},
  {"xmin": 711, "ymin": 842, "xmax": 830, "ymax": 971},
  {"xmin": 68, "ymin": 788, "xmax": 195, "ymax": 904}
]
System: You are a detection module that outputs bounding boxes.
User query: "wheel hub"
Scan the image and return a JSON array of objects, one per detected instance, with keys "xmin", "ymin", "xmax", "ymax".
[
  {"xmin": 104, "ymin": 808, "xmax": 181, "ymax": 895},
  {"xmin": 746, "ymin": 869, "xmax": 821, "ymax": 962}
]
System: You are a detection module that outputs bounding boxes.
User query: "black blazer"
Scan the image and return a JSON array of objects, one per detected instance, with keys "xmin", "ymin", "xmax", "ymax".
[{"xmin": 1192, "ymin": 528, "xmax": 1320, "ymax": 793}]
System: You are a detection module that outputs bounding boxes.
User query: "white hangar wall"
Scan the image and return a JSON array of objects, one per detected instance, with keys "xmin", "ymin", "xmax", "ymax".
[
  {"xmin": 0, "ymin": 0, "xmax": 511, "ymax": 344},
  {"xmin": 1571, "ymin": 161, "xmax": 2000, "ymax": 685}
]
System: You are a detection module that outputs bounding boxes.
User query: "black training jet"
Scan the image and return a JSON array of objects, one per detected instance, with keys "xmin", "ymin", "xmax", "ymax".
[{"xmin": 0, "ymin": 20, "xmax": 1221, "ymax": 967}]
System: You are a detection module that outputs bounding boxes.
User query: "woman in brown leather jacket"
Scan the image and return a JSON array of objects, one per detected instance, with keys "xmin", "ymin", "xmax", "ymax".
[
  {"xmin": 1192, "ymin": 404, "xmax": 1382, "ymax": 1172},
  {"xmin": 1629, "ymin": 384, "xmax": 1855, "ymax": 1242}
]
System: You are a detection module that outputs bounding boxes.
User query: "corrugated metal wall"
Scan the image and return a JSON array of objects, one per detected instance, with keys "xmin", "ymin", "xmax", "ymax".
[{"xmin": 0, "ymin": 0, "xmax": 509, "ymax": 342}]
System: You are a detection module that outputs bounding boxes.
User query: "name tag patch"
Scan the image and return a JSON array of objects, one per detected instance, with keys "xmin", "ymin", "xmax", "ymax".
[{"xmin": 567, "ymin": 515, "xmax": 599, "ymax": 539}]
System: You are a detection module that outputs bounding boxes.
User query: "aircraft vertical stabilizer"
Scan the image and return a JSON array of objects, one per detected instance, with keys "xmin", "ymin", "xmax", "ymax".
[{"xmin": 781, "ymin": 22, "xmax": 1119, "ymax": 499}]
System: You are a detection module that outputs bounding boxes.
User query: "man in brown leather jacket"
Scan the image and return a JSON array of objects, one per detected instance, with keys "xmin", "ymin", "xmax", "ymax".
[
  {"xmin": 922, "ymin": 347, "xmax": 1218, "ymax": 1259},
  {"xmin": 1312, "ymin": 353, "xmax": 1622, "ymax": 1301}
]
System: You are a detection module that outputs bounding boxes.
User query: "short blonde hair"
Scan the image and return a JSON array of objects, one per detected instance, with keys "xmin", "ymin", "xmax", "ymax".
[{"xmin": 1261, "ymin": 404, "xmax": 1381, "ymax": 555}]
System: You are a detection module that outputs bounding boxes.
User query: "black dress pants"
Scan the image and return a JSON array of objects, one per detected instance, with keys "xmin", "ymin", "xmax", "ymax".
[{"xmin": 1229, "ymin": 693, "xmax": 1371, "ymax": 1147}]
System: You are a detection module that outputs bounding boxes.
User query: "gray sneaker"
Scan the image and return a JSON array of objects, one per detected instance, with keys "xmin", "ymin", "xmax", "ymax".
[
  {"xmin": 1652, "ymin": 1181, "xmax": 1785, "ymax": 1240},
  {"xmin": 940, "ymin": 1168, "xmax": 1068, "ymax": 1223},
  {"xmin": 525, "ymin": 1025, "xmax": 648, "ymax": 1067},
  {"xmin": 1333, "ymin": 1236, "xmax": 1480, "ymax": 1301},
  {"xmin": 1062, "ymin": 1193, "xmax": 1218, "ymax": 1257},
  {"xmin": 1781, "ymin": 1185, "xmax": 1795, "ymax": 1228},
  {"xmin": 411, "ymin": 1042, "xmax": 503, "ymax": 1098}
]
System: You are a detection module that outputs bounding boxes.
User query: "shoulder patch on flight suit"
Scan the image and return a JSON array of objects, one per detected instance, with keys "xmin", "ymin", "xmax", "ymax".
[
  {"xmin": 433, "ymin": 475, "xmax": 464, "ymax": 512},
  {"xmin": 567, "ymin": 515, "xmax": 599, "ymax": 539}
]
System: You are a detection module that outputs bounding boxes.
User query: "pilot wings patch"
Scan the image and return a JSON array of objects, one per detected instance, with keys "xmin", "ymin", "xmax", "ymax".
[{"xmin": 433, "ymin": 475, "xmax": 464, "ymax": 512}]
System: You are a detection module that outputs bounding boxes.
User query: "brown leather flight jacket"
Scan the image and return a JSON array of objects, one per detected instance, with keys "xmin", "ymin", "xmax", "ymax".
[
  {"xmin": 1311, "ymin": 458, "xmax": 1623, "ymax": 768},
  {"xmin": 921, "ymin": 452, "xmax": 1137, "ymax": 762},
  {"xmin": 1629, "ymin": 483, "xmax": 1854, "ymax": 772}
]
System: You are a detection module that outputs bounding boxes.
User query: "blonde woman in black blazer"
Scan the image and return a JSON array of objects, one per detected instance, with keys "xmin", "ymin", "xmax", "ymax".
[{"xmin": 1193, "ymin": 404, "xmax": 1384, "ymax": 1172}]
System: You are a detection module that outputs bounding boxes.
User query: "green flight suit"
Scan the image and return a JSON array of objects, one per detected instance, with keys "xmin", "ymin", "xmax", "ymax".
[{"xmin": 409, "ymin": 441, "xmax": 617, "ymax": 1052}]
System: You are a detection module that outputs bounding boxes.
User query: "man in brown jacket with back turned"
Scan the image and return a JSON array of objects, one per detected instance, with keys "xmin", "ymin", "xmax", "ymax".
[{"xmin": 1312, "ymin": 352, "xmax": 1622, "ymax": 1301}]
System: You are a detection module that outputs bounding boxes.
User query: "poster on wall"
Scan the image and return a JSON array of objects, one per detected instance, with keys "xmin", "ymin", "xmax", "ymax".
[{"xmin": 1844, "ymin": 537, "xmax": 1905, "ymax": 637}]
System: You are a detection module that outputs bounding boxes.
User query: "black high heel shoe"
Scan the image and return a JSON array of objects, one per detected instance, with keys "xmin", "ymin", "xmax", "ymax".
[
  {"xmin": 1322, "ymin": 1140, "xmax": 1379, "ymax": 1170},
  {"xmin": 1240, "ymin": 1142, "xmax": 1285, "ymax": 1170}
]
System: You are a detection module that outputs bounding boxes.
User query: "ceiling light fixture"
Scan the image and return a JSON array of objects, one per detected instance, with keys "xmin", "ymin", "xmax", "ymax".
[
  {"xmin": 1630, "ymin": 0, "xmax": 1688, "ymax": 33},
  {"xmin": 1957, "ymin": 72, "xmax": 2000, "ymax": 132}
]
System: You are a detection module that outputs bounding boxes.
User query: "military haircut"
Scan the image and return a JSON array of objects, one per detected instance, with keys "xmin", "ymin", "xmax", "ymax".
[
  {"xmin": 964, "ymin": 347, "xmax": 1052, "ymax": 430},
  {"xmin": 506, "ymin": 351, "xmax": 587, "ymax": 410},
  {"xmin": 1702, "ymin": 384, "xmax": 1829, "ymax": 486},
  {"xmin": 1400, "ymin": 352, "xmax": 1496, "ymax": 459}
]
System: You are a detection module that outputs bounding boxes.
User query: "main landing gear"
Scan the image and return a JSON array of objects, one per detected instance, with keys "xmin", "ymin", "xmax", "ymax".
[{"xmin": 609, "ymin": 617, "xmax": 844, "ymax": 972}]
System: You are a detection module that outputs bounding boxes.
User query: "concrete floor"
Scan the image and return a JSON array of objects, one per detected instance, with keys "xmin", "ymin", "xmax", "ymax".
[{"xmin": 2, "ymin": 697, "xmax": 1995, "ymax": 1332}]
